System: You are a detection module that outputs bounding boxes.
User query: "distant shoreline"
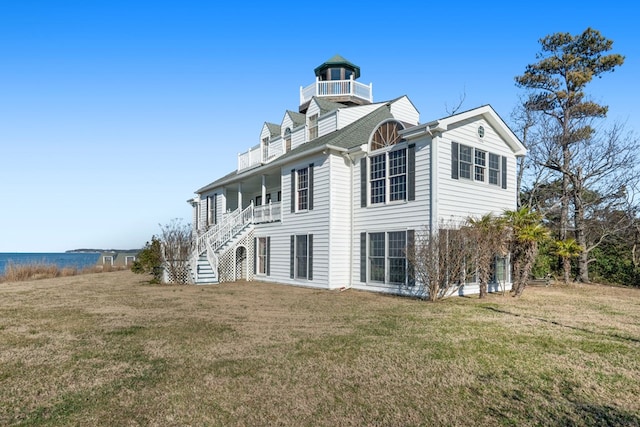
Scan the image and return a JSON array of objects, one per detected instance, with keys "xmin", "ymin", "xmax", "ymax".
[{"xmin": 66, "ymin": 249, "xmax": 141, "ymax": 254}]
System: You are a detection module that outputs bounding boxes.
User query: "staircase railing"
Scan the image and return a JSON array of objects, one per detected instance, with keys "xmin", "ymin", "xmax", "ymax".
[
  {"xmin": 209, "ymin": 203, "xmax": 254, "ymax": 253},
  {"xmin": 190, "ymin": 203, "xmax": 254, "ymax": 282}
]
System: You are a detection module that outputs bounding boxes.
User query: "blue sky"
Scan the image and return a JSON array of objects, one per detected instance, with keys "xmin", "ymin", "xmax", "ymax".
[{"xmin": 1, "ymin": 1, "xmax": 638, "ymax": 252}]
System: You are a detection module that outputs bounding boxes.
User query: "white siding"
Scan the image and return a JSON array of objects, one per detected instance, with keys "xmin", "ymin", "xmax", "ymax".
[
  {"xmin": 337, "ymin": 104, "xmax": 384, "ymax": 128},
  {"xmin": 254, "ymin": 154, "xmax": 331, "ymax": 288},
  {"xmin": 389, "ymin": 96, "xmax": 420, "ymax": 125},
  {"xmin": 281, "ymin": 113, "xmax": 294, "ymax": 135},
  {"xmin": 328, "ymin": 153, "xmax": 353, "ymax": 287},
  {"xmin": 351, "ymin": 139, "xmax": 431, "ymax": 292},
  {"xmin": 318, "ymin": 112, "xmax": 337, "ymax": 138},
  {"xmin": 260, "ymin": 123, "xmax": 271, "ymax": 142},
  {"xmin": 436, "ymin": 118, "xmax": 518, "ymax": 224},
  {"xmin": 290, "ymin": 126, "xmax": 306, "ymax": 150}
]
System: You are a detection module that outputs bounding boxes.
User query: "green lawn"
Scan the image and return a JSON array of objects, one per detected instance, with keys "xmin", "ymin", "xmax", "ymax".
[{"xmin": 1, "ymin": 270, "xmax": 639, "ymax": 426}]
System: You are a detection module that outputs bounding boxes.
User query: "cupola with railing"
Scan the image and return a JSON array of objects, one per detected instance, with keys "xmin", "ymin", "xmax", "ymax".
[
  {"xmin": 238, "ymin": 55, "xmax": 373, "ymax": 172},
  {"xmin": 299, "ymin": 54, "xmax": 373, "ymax": 113}
]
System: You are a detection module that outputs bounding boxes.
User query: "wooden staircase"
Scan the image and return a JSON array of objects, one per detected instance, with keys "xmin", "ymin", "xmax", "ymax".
[{"xmin": 189, "ymin": 204, "xmax": 254, "ymax": 284}]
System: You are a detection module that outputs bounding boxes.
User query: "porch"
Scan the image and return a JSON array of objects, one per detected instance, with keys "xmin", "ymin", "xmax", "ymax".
[{"xmin": 216, "ymin": 171, "xmax": 283, "ymax": 226}]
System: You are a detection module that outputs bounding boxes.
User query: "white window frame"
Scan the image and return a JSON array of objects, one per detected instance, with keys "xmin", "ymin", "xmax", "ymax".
[
  {"xmin": 293, "ymin": 234, "xmax": 311, "ymax": 280},
  {"xmin": 308, "ymin": 113, "xmax": 318, "ymax": 141},
  {"xmin": 367, "ymin": 231, "xmax": 408, "ymax": 284},
  {"xmin": 488, "ymin": 152, "xmax": 501, "ymax": 186},
  {"xmin": 296, "ymin": 167, "xmax": 309, "ymax": 211},
  {"xmin": 457, "ymin": 143, "xmax": 503, "ymax": 186},
  {"xmin": 368, "ymin": 146, "xmax": 407, "ymax": 206},
  {"xmin": 257, "ymin": 237, "xmax": 267, "ymax": 275}
]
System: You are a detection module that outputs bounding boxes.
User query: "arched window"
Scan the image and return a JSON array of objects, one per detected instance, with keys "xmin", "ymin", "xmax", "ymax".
[
  {"xmin": 367, "ymin": 120, "xmax": 410, "ymax": 205},
  {"xmin": 370, "ymin": 120, "xmax": 404, "ymax": 151}
]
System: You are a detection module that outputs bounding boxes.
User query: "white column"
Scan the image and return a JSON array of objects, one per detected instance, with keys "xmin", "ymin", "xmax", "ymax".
[
  {"xmin": 261, "ymin": 175, "xmax": 267, "ymax": 204},
  {"xmin": 237, "ymin": 183, "xmax": 243, "ymax": 209}
]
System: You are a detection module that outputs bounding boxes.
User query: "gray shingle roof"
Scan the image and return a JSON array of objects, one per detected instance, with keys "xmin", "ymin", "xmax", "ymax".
[
  {"xmin": 265, "ymin": 122, "xmax": 280, "ymax": 137},
  {"xmin": 195, "ymin": 103, "xmax": 395, "ymax": 194},
  {"xmin": 286, "ymin": 111, "xmax": 306, "ymax": 127},
  {"xmin": 312, "ymin": 97, "xmax": 346, "ymax": 114}
]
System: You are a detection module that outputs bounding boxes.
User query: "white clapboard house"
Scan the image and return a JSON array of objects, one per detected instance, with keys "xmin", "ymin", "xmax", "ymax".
[{"xmin": 186, "ymin": 55, "xmax": 526, "ymax": 295}]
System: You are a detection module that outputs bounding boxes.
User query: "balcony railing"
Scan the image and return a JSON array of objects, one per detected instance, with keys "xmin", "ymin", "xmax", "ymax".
[
  {"xmin": 254, "ymin": 201, "xmax": 282, "ymax": 224},
  {"xmin": 300, "ymin": 77, "xmax": 373, "ymax": 105},
  {"xmin": 238, "ymin": 138, "xmax": 285, "ymax": 172}
]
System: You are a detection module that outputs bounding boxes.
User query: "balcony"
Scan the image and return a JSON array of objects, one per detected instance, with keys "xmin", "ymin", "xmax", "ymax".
[
  {"xmin": 237, "ymin": 139, "xmax": 285, "ymax": 172},
  {"xmin": 254, "ymin": 201, "xmax": 282, "ymax": 224},
  {"xmin": 300, "ymin": 77, "xmax": 372, "ymax": 107}
]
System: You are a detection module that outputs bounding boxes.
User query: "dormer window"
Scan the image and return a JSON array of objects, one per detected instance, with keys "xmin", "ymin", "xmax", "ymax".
[
  {"xmin": 262, "ymin": 137, "xmax": 269, "ymax": 161},
  {"xmin": 285, "ymin": 128, "xmax": 292, "ymax": 152},
  {"xmin": 308, "ymin": 114, "xmax": 318, "ymax": 140}
]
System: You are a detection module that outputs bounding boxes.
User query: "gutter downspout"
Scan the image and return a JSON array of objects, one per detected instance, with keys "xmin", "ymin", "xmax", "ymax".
[{"xmin": 427, "ymin": 125, "xmax": 436, "ymax": 236}]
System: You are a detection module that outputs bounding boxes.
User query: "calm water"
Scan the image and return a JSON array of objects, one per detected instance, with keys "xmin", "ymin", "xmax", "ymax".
[{"xmin": 0, "ymin": 252, "xmax": 101, "ymax": 274}]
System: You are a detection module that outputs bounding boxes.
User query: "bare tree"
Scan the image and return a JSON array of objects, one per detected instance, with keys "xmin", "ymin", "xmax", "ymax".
[
  {"xmin": 160, "ymin": 218, "xmax": 193, "ymax": 284},
  {"xmin": 444, "ymin": 89, "xmax": 467, "ymax": 116},
  {"xmin": 467, "ymin": 214, "xmax": 509, "ymax": 298},
  {"xmin": 406, "ymin": 222, "xmax": 472, "ymax": 301}
]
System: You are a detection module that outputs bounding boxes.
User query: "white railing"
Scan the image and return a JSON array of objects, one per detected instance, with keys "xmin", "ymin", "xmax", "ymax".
[
  {"xmin": 195, "ymin": 208, "xmax": 239, "ymax": 256},
  {"xmin": 208, "ymin": 204, "xmax": 254, "ymax": 254},
  {"xmin": 190, "ymin": 204, "xmax": 255, "ymax": 282},
  {"xmin": 254, "ymin": 201, "xmax": 282, "ymax": 223},
  {"xmin": 238, "ymin": 137, "xmax": 287, "ymax": 172},
  {"xmin": 205, "ymin": 239, "xmax": 218, "ymax": 278},
  {"xmin": 299, "ymin": 77, "xmax": 373, "ymax": 105},
  {"xmin": 238, "ymin": 144, "xmax": 262, "ymax": 171}
]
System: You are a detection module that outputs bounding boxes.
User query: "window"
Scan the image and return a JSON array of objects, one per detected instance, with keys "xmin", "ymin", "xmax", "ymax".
[
  {"xmin": 308, "ymin": 114, "xmax": 318, "ymax": 140},
  {"xmin": 297, "ymin": 168, "xmax": 308, "ymax": 210},
  {"xmin": 371, "ymin": 121, "xmax": 404, "ymax": 151},
  {"xmin": 103, "ymin": 256, "xmax": 113, "ymax": 266},
  {"xmin": 255, "ymin": 195, "xmax": 262, "ymax": 206},
  {"xmin": 474, "ymin": 149, "xmax": 486, "ymax": 182},
  {"xmin": 369, "ymin": 232, "xmax": 385, "ymax": 282},
  {"xmin": 370, "ymin": 154, "xmax": 386, "ymax": 204},
  {"xmin": 452, "ymin": 142, "xmax": 506, "ymax": 188},
  {"xmin": 125, "ymin": 256, "xmax": 135, "ymax": 266},
  {"xmin": 290, "ymin": 234, "xmax": 313, "ymax": 280},
  {"xmin": 363, "ymin": 231, "xmax": 409, "ymax": 284},
  {"xmin": 389, "ymin": 149, "xmax": 407, "ymax": 201},
  {"xmin": 369, "ymin": 148, "xmax": 407, "ymax": 205},
  {"xmin": 291, "ymin": 164, "xmax": 313, "ymax": 213},
  {"xmin": 388, "ymin": 232, "xmax": 407, "ymax": 283},
  {"xmin": 284, "ymin": 127, "xmax": 292, "ymax": 152},
  {"xmin": 262, "ymin": 137, "xmax": 269, "ymax": 161},
  {"xmin": 459, "ymin": 144, "xmax": 472, "ymax": 179},
  {"xmin": 207, "ymin": 195, "xmax": 217, "ymax": 226},
  {"xmin": 256, "ymin": 237, "xmax": 270, "ymax": 275},
  {"xmin": 489, "ymin": 153, "xmax": 500, "ymax": 186}
]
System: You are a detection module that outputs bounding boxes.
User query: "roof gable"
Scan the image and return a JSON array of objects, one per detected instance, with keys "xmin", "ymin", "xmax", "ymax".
[{"xmin": 403, "ymin": 105, "xmax": 526, "ymax": 156}]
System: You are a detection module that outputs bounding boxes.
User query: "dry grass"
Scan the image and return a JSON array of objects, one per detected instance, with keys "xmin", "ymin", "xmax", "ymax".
[
  {"xmin": 1, "ymin": 271, "xmax": 639, "ymax": 426},
  {"xmin": 0, "ymin": 262, "xmax": 125, "ymax": 283}
]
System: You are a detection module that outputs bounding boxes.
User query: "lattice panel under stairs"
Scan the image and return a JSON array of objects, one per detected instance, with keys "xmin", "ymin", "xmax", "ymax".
[
  {"xmin": 217, "ymin": 229, "xmax": 255, "ymax": 283},
  {"xmin": 163, "ymin": 262, "xmax": 191, "ymax": 284}
]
